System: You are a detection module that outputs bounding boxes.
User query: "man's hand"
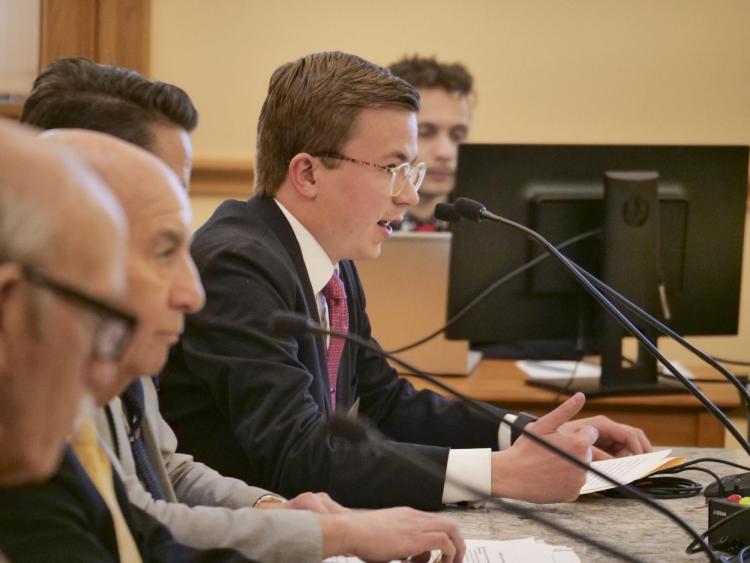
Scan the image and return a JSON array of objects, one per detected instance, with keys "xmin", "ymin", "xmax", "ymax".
[
  {"xmin": 318, "ymin": 507, "xmax": 465, "ymax": 563},
  {"xmin": 257, "ymin": 491, "xmax": 349, "ymax": 513},
  {"xmin": 490, "ymin": 392, "xmax": 597, "ymax": 503},
  {"xmin": 558, "ymin": 416, "xmax": 651, "ymax": 460}
]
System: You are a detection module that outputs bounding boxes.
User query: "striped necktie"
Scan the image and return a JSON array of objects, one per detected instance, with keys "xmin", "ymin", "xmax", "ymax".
[{"xmin": 120, "ymin": 379, "xmax": 166, "ymax": 500}]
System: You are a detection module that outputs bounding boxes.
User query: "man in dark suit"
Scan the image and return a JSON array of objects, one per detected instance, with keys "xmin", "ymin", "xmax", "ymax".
[{"xmin": 160, "ymin": 50, "xmax": 651, "ymax": 510}]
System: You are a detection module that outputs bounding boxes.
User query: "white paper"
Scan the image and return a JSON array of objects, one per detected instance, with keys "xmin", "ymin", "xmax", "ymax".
[
  {"xmin": 581, "ymin": 449, "xmax": 673, "ymax": 494},
  {"xmin": 517, "ymin": 360, "xmax": 695, "ymax": 381},
  {"xmin": 463, "ymin": 538, "xmax": 580, "ymax": 563},
  {"xmin": 323, "ymin": 538, "xmax": 579, "ymax": 563}
]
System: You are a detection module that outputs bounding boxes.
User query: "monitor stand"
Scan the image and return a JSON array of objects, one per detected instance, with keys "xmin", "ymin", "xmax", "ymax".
[{"xmin": 527, "ymin": 172, "xmax": 690, "ymax": 398}]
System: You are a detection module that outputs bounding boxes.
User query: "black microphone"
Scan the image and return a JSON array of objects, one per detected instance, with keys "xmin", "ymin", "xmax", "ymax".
[
  {"xmin": 453, "ymin": 197, "xmax": 486, "ymax": 222},
  {"xmin": 450, "ymin": 197, "xmax": 750, "ymax": 457},
  {"xmin": 268, "ymin": 310, "xmax": 716, "ymax": 560},
  {"xmin": 325, "ymin": 414, "xmax": 643, "ymax": 563},
  {"xmin": 434, "ymin": 202, "xmax": 463, "ymax": 223}
]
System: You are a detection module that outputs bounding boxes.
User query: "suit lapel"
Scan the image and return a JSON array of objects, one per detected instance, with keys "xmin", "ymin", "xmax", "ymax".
[{"xmin": 248, "ymin": 197, "xmax": 332, "ymax": 413}]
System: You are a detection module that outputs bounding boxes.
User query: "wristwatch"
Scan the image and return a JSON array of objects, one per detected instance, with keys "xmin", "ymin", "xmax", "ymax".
[{"xmin": 252, "ymin": 493, "xmax": 285, "ymax": 508}]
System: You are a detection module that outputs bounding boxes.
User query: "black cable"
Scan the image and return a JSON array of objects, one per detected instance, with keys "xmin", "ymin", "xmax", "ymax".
[
  {"xmin": 663, "ymin": 457, "xmax": 750, "ymax": 473},
  {"xmin": 659, "ymin": 466, "xmax": 726, "ymax": 495},
  {"xmin": 602, "ymin": 475, "xmax": 703, "ymax": 499},
  {"xmin": 713, "ymin": 357, "xmax": 750, "ymax": 367},
  {"xmin": 552, "ymin": 360, "xmax": 580, "ymax": 408},
  {"xmin": 386, "ymin": 229, "xmax": 602, "ymax": 355},
  {"xmin": 660, "ymin": 376, "xmax": 748, "ymax": 384}
]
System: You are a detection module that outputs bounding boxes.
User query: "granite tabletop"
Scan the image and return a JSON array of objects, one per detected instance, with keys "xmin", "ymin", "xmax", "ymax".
[{"xmin": 442, "ymin": 447, "xmax": 750, "ymax": 562}]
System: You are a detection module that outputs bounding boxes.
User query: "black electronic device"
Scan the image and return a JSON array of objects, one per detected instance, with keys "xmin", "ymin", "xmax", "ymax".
[
  {"xmin": 706, "ymin": 474, "xmax": 750, "ymax": 498},
  {"xmin": 447, "ymin": 144, "xmax": 749, "ymax": 396},
  {"xmin": 708, "ymin": 498, "xmax": 750, "ymax": 554}
]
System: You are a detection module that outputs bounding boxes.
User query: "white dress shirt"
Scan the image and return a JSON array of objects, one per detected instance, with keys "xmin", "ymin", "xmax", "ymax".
[{"xmin": 275, "ymin": 199, "xmax": 517, "ymax": 503}]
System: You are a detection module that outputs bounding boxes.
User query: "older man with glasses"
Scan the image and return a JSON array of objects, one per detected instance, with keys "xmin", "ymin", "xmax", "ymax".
[
  {"xmin": 0, "ymin": 119, "xmax": 138, "ymax": 559},
  {"xmin": 0, "ymin": 119, "xmax": 131, "ymax": 490}
]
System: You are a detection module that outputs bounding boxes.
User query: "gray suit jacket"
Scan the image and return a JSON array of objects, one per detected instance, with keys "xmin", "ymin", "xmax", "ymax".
[{"xmin": 92, "ymin": 376, "xmax": 322, "ymax": 563}]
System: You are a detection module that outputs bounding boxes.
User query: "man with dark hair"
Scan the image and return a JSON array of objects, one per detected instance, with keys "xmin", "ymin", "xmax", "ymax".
[
  {"xmin": 388, "ymin": 56, "xmax": 474, "ymax": 231},
  {"xmin": 21, "ymin": 57, "xmax": 196, "ymax": 188},
  {"xmin": 160, "ymin": 50, "xmax": 651, "ymax": 511}
]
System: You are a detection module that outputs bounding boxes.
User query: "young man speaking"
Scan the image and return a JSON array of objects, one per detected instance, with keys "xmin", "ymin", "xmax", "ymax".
[{"xmin": 160, "ymin": 51, "xmax": 651, "ymax": 510}]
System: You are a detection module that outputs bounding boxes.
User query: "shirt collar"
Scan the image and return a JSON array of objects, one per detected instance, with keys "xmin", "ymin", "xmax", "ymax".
[{"xmin": 274, "ymin": 198, "xmax": 336, "ymax": 295}]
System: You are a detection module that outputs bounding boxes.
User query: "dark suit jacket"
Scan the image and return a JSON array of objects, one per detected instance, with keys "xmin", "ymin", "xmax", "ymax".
[
  {"xmin": 160, "ymin": 197, "xmax": 513, "ymax": 509},
  {"xmin": 0, "ymin": 447, "xmax": 252, "ymax": 562}
]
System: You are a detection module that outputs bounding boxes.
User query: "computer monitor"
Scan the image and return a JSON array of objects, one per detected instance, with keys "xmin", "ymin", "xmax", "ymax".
[{"xmin": 446, "ymin": 144, "xmax": 749, "ymax": 396}]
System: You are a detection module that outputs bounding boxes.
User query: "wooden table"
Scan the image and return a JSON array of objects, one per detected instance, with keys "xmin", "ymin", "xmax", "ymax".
[{"xmin": 405, "ymin": 360, "xmax": 744, "ymax": 447}]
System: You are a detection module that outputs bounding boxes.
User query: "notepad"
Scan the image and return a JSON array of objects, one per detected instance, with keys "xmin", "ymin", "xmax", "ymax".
[{"xmin": 580, "ymin": 449, "xmax": 684, "ymax": 494}]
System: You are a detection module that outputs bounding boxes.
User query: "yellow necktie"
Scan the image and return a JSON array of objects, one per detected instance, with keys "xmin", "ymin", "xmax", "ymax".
[{"xmin": 70, "ymin": 419, "xmax": 143, "ymax": 563}]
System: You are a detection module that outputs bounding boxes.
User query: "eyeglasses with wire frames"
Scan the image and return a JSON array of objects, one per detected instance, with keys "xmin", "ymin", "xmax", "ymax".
[
  {"xmin": 22, "ymin": 265, "xmax": 137, "ymax": 362},
  {"xmin": 312, "ymin": 152, "xmax": 426, "ymax": 197}
]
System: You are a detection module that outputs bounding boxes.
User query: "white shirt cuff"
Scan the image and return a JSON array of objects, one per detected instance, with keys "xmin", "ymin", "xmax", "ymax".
[
  {"xmin": 499, "ymin": 413, "xmax": 518, "ymax": 450},
  {"xmin": 441, "ymin": 448, "xmax": 491, "ymax": 504}
]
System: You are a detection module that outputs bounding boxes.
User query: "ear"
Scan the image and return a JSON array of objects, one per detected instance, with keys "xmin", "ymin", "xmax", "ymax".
[
  {"xmin": 0, "ymin": 263, "xmax": 24, "ymax": 374},
  {"xmin": 287, "ymin": 153, "xmax": 320, "ymax": 200}
]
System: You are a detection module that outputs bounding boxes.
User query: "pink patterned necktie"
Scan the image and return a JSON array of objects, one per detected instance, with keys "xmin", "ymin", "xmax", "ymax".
[{"xmin": 321, "ymin": 272, "xmax": 348, "ymax": 409}]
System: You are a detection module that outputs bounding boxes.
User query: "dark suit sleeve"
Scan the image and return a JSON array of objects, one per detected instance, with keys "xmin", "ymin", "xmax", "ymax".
[
  {"xmin": 0, "ymin": 457, "xmax": 118, "ymax": 563},
  {"xmin": 0, "ymin": 448, "xmax": 253, "ymax": 563},
  {"xmin": 0, "ymin": 503, "xmax": 116, "ymax": 563},
  {"xmin": 163, "ymin": 240, "xmax": 451, "ymax": 509}
]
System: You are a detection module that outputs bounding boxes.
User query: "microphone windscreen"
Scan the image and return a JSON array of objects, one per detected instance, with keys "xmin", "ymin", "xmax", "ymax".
[
  {"xmin": 268, "ymin": 311, "xmax": 312, "ymax": 338},
  {"xmin": 434, "ymin": 202, "xmax": 462, "ymax": 223},
  {"xmin": 326, "ymin": 415, "xmax": 370, "ymax": 445},
  {"xmin": 454, "ymin": 197, "xmax": 486, "ymax": 222}
]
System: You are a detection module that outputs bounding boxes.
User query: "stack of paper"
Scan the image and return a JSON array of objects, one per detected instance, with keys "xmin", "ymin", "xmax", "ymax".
[
  {"xmin": 324, "ymin": 537, "xmax": 579, "ymax": 563},
  {"xmin": 581, "ymin": 449, "xmax": 684, "ymax": 494}
]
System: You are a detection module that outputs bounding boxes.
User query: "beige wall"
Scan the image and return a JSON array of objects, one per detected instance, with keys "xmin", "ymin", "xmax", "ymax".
[{"xmin": 152, "ymin": 0, "xmax": 750, "ymax": 367}]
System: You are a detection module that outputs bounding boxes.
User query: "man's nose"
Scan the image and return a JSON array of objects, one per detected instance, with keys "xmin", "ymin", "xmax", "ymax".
[
  {"xmin": 171, "ymin": 257, "xmax": 206, "ymax": 313},
  {"xmin": 434, "ymin": 133, "xmax": 457, "ymax": 161}
]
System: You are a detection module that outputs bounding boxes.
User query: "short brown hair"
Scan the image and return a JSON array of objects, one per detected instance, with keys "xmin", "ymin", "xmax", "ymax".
[
  {"xmin": 21, "ymin": 58, "xmax": 198, "ymax": 151},
  {"xmin": 389, "ymin": 55, "xmax": 474, "ymax": 97},
  {"xmin": 253, "ymin": 51, "xmax": 420, "ymax": 197}
]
